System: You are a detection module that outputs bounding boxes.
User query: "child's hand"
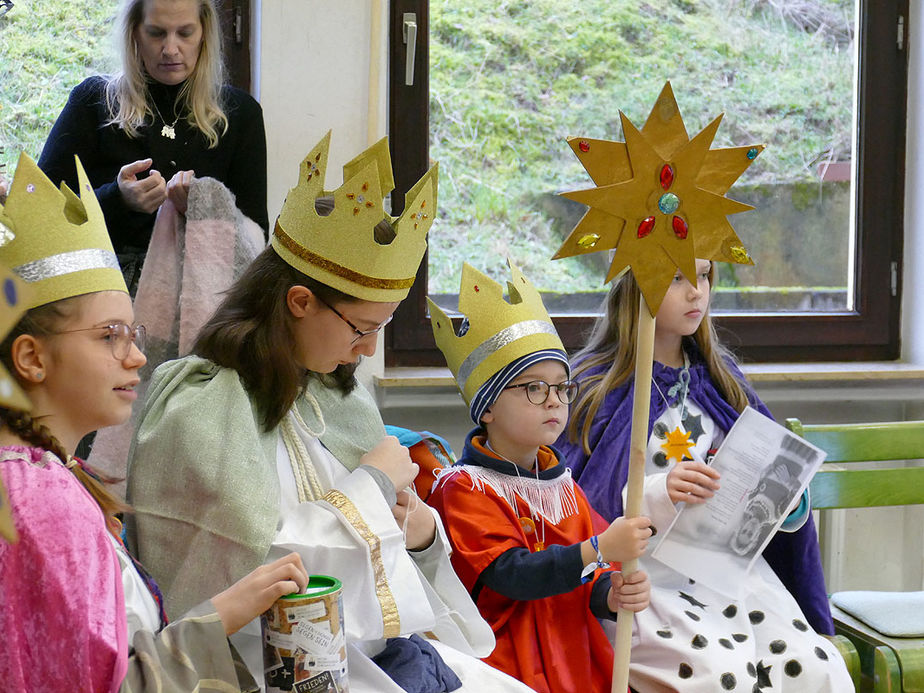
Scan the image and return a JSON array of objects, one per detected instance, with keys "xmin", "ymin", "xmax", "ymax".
[
  {"xmin": 211, "ymin": 552, "xmax": 309, "ymax": 635},
  {"xmin": 392, "ymin": 489, "xmax": 436, "ymax": 550},
  {"xmin": 361, "ymin": 435, "xmax": 420, "ymax": 493},
  {"xmin": 666, "ymin": 460, "xmax": 720, "ymax": 504},
  {"xmin": 607, "ymin": 570, "xmax": 650, "ymax": 613},
  {"xmin": 596, "ymin": 515, "xmax": 652, "ymax": 563}
]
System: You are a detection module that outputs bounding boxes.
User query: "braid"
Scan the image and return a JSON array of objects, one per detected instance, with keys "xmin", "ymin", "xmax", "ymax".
[{"xmin": 0, "ymin": 407, "xmax": 129, "ymax": 538}]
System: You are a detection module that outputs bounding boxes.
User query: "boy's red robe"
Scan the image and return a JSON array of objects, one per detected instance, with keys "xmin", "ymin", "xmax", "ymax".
[{"xmin": 428, "ymin": 433, "xmax": 618, "ymax": 693}]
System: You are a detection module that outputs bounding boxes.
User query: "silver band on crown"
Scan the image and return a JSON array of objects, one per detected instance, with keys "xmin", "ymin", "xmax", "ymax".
[
  {"xmin": 456, "ymin": 319, "xmax": 558, "ymax": 391},
  {"xmin": 14, "ymin": 249, "xmax": 121, "ymax": 284}
]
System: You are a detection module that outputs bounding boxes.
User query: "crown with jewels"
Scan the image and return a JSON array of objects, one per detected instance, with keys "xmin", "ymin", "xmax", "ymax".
[
  {"xmin": 271, "ymin": 132, "xmax": 438, "ymax": 302},
  {"xmin": 429, "ymin": 261, "xmax": 565, "ymax": 403},
  {"xmin": 0, "ymin": 154, "xmax": 126, "ymax": 310}
]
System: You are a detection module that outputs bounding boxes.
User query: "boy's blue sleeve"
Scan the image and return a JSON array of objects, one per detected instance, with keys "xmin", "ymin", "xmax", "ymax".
[
  {"xmin": 479, "ymin": 545, "xmax": 616, "ymax": 619},
  {"xmin": 479, "ymin": 544, "xmax": 582, "ymax": 600}
]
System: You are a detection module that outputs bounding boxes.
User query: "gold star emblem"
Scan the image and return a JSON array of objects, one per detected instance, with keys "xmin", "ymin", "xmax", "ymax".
[
  {"xmin": 661, "ymin": 426, "xmax": 694, "ymax": 463},
  {"xmin": 553, "ymin": 82, "xmax": 763, "ymax": 313}
]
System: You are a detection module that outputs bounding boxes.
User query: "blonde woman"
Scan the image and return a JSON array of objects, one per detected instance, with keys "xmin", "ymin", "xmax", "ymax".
[{"xmin": 38, "ymin": 0, "xmax": 267, "ymax": 291}]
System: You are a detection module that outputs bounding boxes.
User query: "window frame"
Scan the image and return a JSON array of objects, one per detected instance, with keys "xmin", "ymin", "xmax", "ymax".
[
  {"xmin": 220, "ymin": 0, "xmax": 253, "ymax": 93},
  {"xmin": 386, "ymin": 0, "xmax": 907, "ymax": 366}
]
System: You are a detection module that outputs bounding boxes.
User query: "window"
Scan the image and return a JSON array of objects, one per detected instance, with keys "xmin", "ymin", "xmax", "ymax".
[{"xmin": 386, "ymin": 0, "xmax": 907, "ymax": 365}]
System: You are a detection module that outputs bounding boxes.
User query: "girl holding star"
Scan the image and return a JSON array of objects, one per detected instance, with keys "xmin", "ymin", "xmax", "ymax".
[{"xmin": 555, "ymin": 258, "xmax": 852, "ymax": 692}]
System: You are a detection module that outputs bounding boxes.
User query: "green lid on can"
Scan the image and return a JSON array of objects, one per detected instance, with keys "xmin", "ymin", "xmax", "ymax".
[{"xmin": 282, "ymin": 574, "xmax": 342, "ymax": 599}]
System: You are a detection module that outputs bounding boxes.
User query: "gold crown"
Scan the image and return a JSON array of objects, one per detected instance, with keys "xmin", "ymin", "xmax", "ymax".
[
  {"xmin": 429, "ymin": 261, "xmax": 564, "ymax": 403},
  {"xmin": 271, "ymin": 132, "xmax": 438, "ymax": 302},
  {"xmin": 0, "ymin": 154, "xmax": 126, "ymax": 310}
]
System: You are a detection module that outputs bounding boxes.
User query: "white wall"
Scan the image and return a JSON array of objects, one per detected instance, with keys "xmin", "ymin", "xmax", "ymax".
[
  {"xmin": 258, "ymin": 0, "xmax": 388, "ymax": 388},
  {"xmin": 257, "ymin": 3, "xmax": 924, "ymax": 593}
]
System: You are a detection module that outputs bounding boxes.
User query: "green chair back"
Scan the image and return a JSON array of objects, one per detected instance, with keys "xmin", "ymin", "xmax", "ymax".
[{"xmin": 785, "ymin": 419, "xmax": 924, "ymax": 510}]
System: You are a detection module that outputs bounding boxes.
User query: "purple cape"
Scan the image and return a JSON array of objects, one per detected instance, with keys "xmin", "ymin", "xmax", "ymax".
[{"xmin": 554, "ymin": 348, "xmax": 834, "ymax": 634}]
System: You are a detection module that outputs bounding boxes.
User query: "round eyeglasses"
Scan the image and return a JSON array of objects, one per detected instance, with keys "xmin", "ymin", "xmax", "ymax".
[
  {"xmin": 502, "ymin": 379, "xmax": 579, "ymax": 405},
  {"xmin": 317, "ymin": 296, "xmax": 393, "ymax": 344},
  {"xmin": 52, "ymin": 323, "xmax": 146, "ymax": 360}
]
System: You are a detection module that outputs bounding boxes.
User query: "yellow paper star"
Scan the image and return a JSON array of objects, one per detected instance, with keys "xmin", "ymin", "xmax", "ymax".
[
  {"xmin": 553, "ymin": 82, "xmax": 763, "ymax": 314},
  {"xmin": 661, "ymin": 426, "xmax": 695, "ymax": 463}
]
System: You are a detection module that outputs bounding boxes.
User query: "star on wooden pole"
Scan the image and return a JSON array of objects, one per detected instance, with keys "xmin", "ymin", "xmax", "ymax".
[
  {"xmin": 554, "ymin": 81, "xmax": 762, "ymax": 315},
  {"xmin": 553, "ymin": 82, "xmax": 763, "ymax": 692}
]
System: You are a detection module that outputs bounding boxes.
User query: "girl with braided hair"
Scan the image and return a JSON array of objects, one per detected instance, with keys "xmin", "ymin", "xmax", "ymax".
[{"xmin": 0, "ymin": 154, "xmax": 308, "ymax": 692}]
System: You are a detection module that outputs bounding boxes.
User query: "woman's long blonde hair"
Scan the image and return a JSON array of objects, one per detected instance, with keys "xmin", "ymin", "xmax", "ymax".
[
  {"xmin": 566, "ymin": 265, "xmax": 752, "ymax": 455},
  {"xmin": 105, "ymin": 0, "xmax": 228, "ymax": 147}
]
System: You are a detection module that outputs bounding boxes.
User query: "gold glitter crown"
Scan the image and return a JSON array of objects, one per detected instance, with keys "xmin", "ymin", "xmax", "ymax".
[
  {"xmin": 429, "ymin": 261, "xmax": 564, "ymax": 403},
  {"xmin": 271, "ymin": 132, "xmax": 438, "ymax": 302},
  {"xmin": 0, "ymin": 154, "xmax": 126, "ymax": 310}
]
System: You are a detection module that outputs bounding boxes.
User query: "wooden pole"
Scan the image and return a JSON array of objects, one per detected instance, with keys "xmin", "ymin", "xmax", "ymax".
[{"xmin": 611, "ymin": 292, "xmax": 657, "ymax": 692}]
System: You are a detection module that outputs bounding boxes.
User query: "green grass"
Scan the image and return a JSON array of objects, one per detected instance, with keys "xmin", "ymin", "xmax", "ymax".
[
  {"xmin": 0, "ymin": 0, "xmax": 117, "ymax": 174},
  {"xmin": 428, "ymin": 0, "xmax": 856, "ymax": 293},
  {"xmin": 0, "ymin": 0, "xmax": 855, "ymax": 302}
]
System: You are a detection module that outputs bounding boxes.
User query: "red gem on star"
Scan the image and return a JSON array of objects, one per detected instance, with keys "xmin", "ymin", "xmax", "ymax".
[
  {"xmin": 579, "ymin": 140, "xmax": 590, "ymax": 152},
  {"xmin": 637, "ymin": 216, "xmax": 656, "ymax": 238},
  {"xmin": 672, "ymin": 215, "xmax": 688, "ymax": 239},
  {"xmin": 660, "ymin": 164, "xmax": 675, "ymax": 190}
]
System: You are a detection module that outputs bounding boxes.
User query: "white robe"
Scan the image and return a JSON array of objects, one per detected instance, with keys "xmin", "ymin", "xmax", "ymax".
[
  {"xmin": 109, "ymin": 534, "xmax": 161, "ymax": 643},
  {"xmin": 625, "ymin": 401, "xmax": 852, "ymax": 693},
  {"xmin": 231, "ymin": 409, "xmax": 535, "ymax": 692}
]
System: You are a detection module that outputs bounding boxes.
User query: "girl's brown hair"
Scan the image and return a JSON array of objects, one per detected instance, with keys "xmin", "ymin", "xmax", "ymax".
[
  {"xmin": 193, "ymin": 245, "xmax": 361, "ymax": 433},
  {"xmin": 195, "ymin": 198, "xmax": 398, "ymax": 432},
  {"xmin": 0, "ymin": 297, "xmax": 129, "ymax": 538},
  {"xmin": 566, "ymin": 265, "xmax": 751, "ymax": 455}
]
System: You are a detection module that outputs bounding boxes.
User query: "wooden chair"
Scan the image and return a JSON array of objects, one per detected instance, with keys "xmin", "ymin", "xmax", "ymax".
[{"xmin": 786, "ymin": 418, "xmax": 924, "ymax": 693}]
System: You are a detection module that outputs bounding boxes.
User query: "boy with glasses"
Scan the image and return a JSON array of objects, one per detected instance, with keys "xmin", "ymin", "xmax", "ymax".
[{"xmin": 427, "ymin": 261, "xmax": 653, "ymax": 693}]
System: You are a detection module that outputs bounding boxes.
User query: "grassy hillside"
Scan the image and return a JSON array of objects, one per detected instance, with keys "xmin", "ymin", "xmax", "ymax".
[
  {"xmin": 0, "ymin": 0, "xmax": 854, "ymax": 298},
  {"xmin": 428, "ymin": 0, "xmax": 855, "ymax": 293},
  {"xmin": 0, "ymin": 0, "xmax": 117, "ymax": 173}
]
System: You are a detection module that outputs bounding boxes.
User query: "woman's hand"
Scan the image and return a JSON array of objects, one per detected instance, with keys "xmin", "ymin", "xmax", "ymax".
[
  {"xmin": 392, "ymin": 489, "xmax": 436, "ymax": 550},
  {"xmin": 666, "ymin": 460, "xmax": 720, "ymax": 504},
  {"xmin": 594, "ymin": 515, "xmax": 652, "ymax": 564},
  {"xmin": 211, "ymin": 552, "xmax": 308, "ymax": 635},
  {"xmin": 607, "ymin": 570, "xmax": 650, "ymax": 613},
  {"xmin": 166, "ymin": 169, "xmax": 195, "ymax": 215},
  {"xmin": 118, "ymin": 158, "xmax": 167, "ymax": 213},
  {"xmin": 360, "ymin": 435, "xmax": 419, "ymax": 493}
]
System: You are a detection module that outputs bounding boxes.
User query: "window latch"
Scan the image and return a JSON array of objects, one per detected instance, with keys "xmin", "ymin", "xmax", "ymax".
[{"xmin": 403, "ymin": 13, "xmax": 418, "ymax": 86}]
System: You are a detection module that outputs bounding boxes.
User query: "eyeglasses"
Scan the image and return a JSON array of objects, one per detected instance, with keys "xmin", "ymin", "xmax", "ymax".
[
  {"xmin": 52, "ymin": 323, "xmax": 146, "ymax": 360},
  {"xmin": 0, "ymin": 1, "xmax": 13, "ymax": 19},
  {"xmin": 317, "ymin": 296, "xmax": 393, "ymax": 345},
  {"xmin": 502, "ymin": 379, "xmax": 579, "ymax": 405}
]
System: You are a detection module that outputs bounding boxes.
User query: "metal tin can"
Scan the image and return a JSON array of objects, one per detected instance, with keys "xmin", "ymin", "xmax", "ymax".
[{"xmin": 261, "ymin": 574, "xmax": 349, "ymax": 692}]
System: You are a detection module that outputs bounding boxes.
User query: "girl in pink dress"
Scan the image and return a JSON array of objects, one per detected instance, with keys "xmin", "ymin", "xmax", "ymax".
[{"xmin": 0, "ymin": 153, "xmax": 308, "ymax": 692}]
